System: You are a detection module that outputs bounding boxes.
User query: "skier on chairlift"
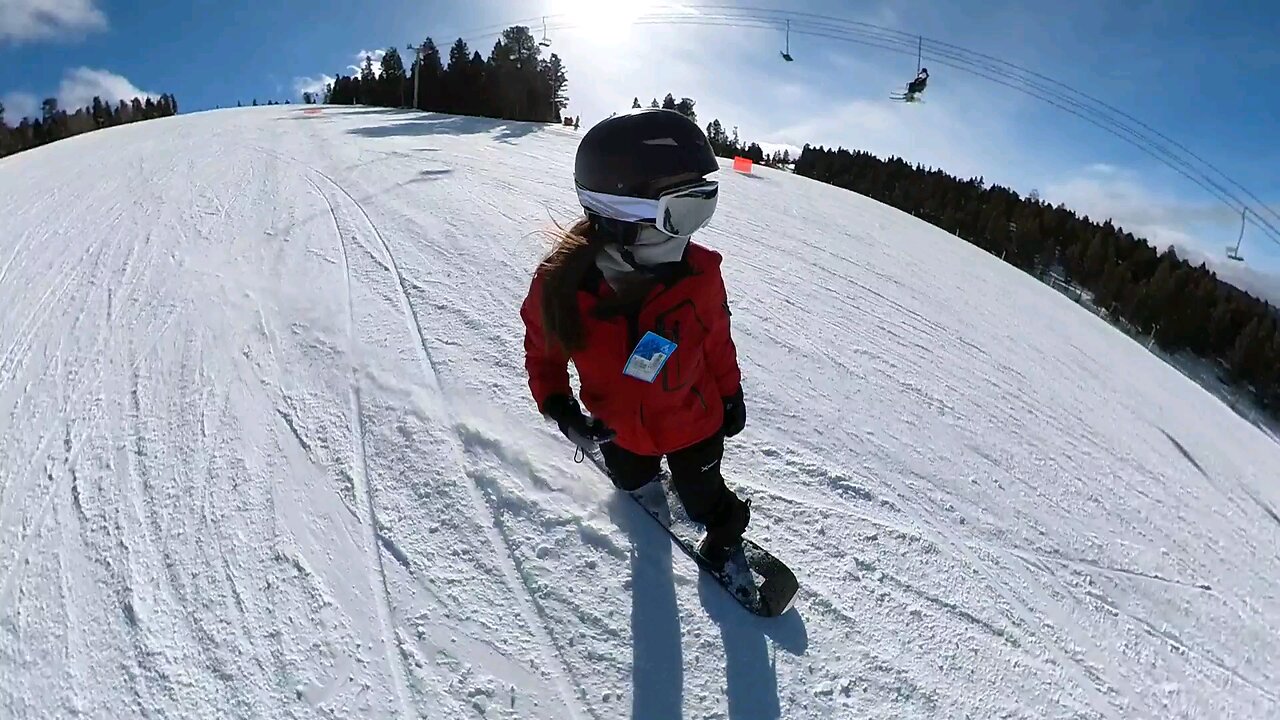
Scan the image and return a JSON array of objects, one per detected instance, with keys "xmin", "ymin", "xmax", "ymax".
[{"xmin": 907, "ymin": 67, "xmax": 929, "ymax": 96}]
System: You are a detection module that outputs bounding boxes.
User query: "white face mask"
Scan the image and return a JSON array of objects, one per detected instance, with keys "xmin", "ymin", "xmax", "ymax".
[
  {"xmin": 595, "ymin": 225, "xmax": 691, "ymax": 286},
  {"xmin": 633, "ymin": 225, "xmax": 691, "ymax": 251}
]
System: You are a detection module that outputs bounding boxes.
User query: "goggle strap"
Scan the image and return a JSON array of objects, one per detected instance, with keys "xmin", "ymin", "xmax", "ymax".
[{"xmin": 577, "ymin": 187, "xmax": 658, "ymax": 224}]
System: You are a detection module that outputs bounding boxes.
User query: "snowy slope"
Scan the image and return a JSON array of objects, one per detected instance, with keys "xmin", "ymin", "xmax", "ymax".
[{"xmin": 1, "ymin": 105, "xmax": 1277, "ymax": 720}]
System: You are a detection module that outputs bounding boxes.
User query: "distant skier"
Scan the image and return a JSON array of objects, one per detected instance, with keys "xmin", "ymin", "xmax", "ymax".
[
  {"xmin": 520, "ymin": 108, "xmax": 751, "ymax": 564},
  {"xmin": 906, "ymin": 67, "xmax": 929, "ymax": 96}
]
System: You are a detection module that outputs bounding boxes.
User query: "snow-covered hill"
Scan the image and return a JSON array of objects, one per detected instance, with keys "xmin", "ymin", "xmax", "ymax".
[{"xmin": 1, "ymin": 106, "xmax": 1277, "ymax": 720}]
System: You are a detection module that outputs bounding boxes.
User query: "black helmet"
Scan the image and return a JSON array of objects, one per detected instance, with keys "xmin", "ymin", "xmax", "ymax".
[{"xmin": 574, "ymin": 108, "xmax": 718, "ymax": 199}]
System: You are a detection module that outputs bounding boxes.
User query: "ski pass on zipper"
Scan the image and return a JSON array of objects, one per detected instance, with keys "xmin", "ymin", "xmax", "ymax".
[{"xmin": 623, "ymin": 331, "xmax": 677, "ymax": 383}]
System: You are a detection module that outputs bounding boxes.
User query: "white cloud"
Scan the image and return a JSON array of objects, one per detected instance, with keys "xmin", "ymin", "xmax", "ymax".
[
  {"xmin": 295, "ymin": 48, "xmax": 384, "ymax": 104},
  {"xmin": 0, "ymin": 0, "xmax": 107, "ymax": 43},
  {"xmin": 2, "ymin": 68, "xmax": 153, "ymax": 122},
  {"xmin": 1179, "ymin": 247, "xmax": 1280, "ymax": 306},
  {"xmin": 56, "ymin": 67, "xmax": 155, "ymax": 110},
  {"xmin": 293, "ymin": 74, "xmax": 334, "ymax": 98},
  {"xmin": 1043, "ymin": 164, "xmax": 1280, "ymax": 300},
  {"xmin": 2, "ymin": 91, "xmax": 39, "ymax": 121},
  {"xmin": 758, "ymin": 141, "xmax": 802, "ymax": 159},
  {"xmin": 1043, "ymin": 165, "xmax": 1239, "ymax": 248},
  {"xmin": 350, "ymin": 49, "xmax": 386, "ymax": 76}
]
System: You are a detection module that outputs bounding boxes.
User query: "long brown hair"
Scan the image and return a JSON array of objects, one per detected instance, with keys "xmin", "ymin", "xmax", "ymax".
[
  {"xmin": 539, "ymin": 217, "xmax": 662, "ymax": 354},
  {"xmin": 538, "ymin": 217, "xmax": 600, "ymax": 354}
]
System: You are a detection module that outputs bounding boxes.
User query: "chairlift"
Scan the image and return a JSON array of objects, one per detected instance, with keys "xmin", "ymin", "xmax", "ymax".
[
  {"xmin": 539, "ymin": 17, "xmax": 552, "ymax": 47},
  {"xmin": 779, "ymin": 19, "xmax": 794, "ymax": 62},
  {"xmin": 1226, "ymin": 208, "xmax": 1247, "ymax": 261},
  {"xmin": 890, "ymin": 37, "xmax": 928, "ymax": 102}
]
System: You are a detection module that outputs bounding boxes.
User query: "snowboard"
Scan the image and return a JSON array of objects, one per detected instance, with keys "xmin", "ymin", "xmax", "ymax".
[{"xmin": 585, "ymin": 447, "xmax": 799, "ymax": 618}]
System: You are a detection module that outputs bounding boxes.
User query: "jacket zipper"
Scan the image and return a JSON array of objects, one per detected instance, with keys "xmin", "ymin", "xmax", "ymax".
[{"xmin": 630, "ymin": 275, "xmax": 690, "ymax": 450}]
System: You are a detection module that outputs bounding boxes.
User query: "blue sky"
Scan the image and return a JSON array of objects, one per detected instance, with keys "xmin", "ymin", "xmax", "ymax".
[{"xmin": 2, "ymin": 0, "xmax": 1278, "ymax": 287}]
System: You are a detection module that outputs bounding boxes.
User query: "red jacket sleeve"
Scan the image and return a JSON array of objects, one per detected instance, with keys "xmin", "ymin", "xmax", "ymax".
[
  {"xmin": 521, "ymin": 274, "xmax": 572, "ymax": 413},
  {"xmin": 704, "ymin": 262, "xmax": 742, "ymax": 398}
]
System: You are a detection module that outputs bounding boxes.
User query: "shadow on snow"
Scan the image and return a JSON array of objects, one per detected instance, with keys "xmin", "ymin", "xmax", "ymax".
[
  {"xmin": 344, "ymin": 110, "xmax": 551, "ymax": 144},
  {"xmin": 606, "ymin": 491, "xmax": 807, "ymax": 720}
]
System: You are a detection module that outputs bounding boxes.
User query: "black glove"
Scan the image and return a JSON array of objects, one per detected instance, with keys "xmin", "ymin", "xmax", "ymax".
[
  {"xmin": 543, "ymin": 394, "xmax": 616, "ymax": 450},
  {"xmin": 721, "ymin": 387, "xmax": 746, "ymax": 438}
]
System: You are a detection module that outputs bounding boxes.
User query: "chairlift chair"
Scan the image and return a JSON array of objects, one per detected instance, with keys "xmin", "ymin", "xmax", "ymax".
[
  {"xmin": 1226, "ymin": 208, "xmax": 1248, "ymax": 261},
  {"xmin": 539, "ymin": 17, "xmax": 552, "ymax": 47},
  {"xmin": 780, "ymin": 19, "xmax": 794, "ymax": 61}
]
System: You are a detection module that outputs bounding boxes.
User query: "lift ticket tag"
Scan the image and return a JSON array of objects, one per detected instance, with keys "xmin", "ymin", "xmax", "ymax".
[{"xmin": 623, "ymin": 331, "xmax": 677, "ymax": 383}]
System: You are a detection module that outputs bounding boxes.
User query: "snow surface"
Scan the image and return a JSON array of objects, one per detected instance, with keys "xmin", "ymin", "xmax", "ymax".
[{"xmin": 1, "ymin": 105, "xmax": 1278, "ymax": 720}]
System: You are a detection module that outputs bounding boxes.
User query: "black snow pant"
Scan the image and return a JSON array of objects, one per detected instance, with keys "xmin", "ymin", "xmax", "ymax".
[{"xmin": 600, "ymin": 432, "xmax": 742, "ymax": 532}]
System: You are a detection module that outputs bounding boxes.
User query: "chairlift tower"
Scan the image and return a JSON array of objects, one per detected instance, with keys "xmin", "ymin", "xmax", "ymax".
[{"xmin": 406, "ymin": 42, "xmax": 426, "ymax": 109}]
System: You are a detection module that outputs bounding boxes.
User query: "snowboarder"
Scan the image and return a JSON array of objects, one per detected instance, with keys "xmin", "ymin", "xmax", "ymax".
[
  {"xmin": 906, "ymin": 67, "xmax": 929, "ymax": 96},
  {"xmin": 520, "ymin": 108, "xmax": 751, "ymax": 564}
]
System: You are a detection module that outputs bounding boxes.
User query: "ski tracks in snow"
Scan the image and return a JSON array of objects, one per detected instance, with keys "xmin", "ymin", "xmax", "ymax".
[
  {"xmin": 300, "ymin": 162, "xmax": 587, "ymax": 719},
  {"xmin": 307, "ymin": 174, "xmax": 414, "ymax": 718},
  {"xmin": 8, "ymin": 108, "xmax": 1279, "ymax": 720}
]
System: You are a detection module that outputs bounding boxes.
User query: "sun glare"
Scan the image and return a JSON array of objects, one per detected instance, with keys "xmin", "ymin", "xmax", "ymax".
[{"xmin": 551, "ymin": 0, "xmax": 686, "ymax": 33}]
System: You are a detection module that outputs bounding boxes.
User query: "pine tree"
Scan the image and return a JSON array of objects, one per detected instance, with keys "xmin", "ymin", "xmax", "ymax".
[
  {"xmin": 674, "ymin": 97, "xmax": 696, "ymax": 123},
  {"xmin": 443, "ymin": 39, "xmax": 474, "ymax": 114},
  {"xmin": 0, "ymin": 102, "xmax": 9, "ymax": 157},
  {"xmin": 984, "ymin": 211, "xmax": 1007, "ymax": 251},
  {"xmin": 413, "ymin": 38, "xmax": 444, "ymax": 110},
  {"xmin": 90, "ymin": 96, "xmax": 108, "ymax": 127},
  {"xmin": 486, "ymin": 25, "xmax": 542, "ymax": 121},
  {"xmin": 632, "ymin": 97, "xmax": 641, "ymax": 109},
  {"xmin": 541, "ymin": 53, "xmax": 569, "ymax": 121},
  {"xmin": 705, "ymin": 119, "xmax": 728, "ymax": 155},
  {"xmin": 359, "ymin": 55, "xmax": 377, "ymax": 104},
  {"xmin": 379, "ymin": 48, "xmax": 408, "ymax": 106},
  {"xmin": 1230, "ymin": 317, "xmax": 1266, "ymax": 383},
  {"xmin": 468, "ymin": 50, "xmax": 487, "ymax": 114},
  {"xmin": 1083, "ymin": 230, "xmax": 1109, "ymax": 280},
  {"xmin": 377, "ymin": 52, "xmax": 400, "ymax": 105}
]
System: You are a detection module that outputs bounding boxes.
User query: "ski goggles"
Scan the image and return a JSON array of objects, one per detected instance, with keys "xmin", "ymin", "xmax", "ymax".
[{"xmin": 577, "ymin": 180, "xmax": 719, "ymax": 237}]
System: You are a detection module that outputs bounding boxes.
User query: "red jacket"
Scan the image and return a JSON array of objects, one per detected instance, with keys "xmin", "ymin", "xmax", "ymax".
[{"xmin": 522, "ymin": 243, "xmax": 742, "ymax": 456}]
